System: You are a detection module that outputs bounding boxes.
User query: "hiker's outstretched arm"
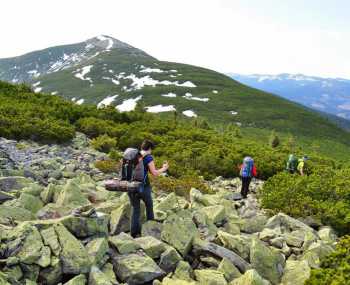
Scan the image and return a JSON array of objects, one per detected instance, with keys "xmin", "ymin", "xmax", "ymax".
[{"xmin": 148, "ymin": 161, "xmax": 168, "ymax": 177}]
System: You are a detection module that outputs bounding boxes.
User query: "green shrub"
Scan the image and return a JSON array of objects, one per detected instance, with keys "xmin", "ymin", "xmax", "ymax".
[
  {"xmin": 151, "ymin": 175, "xmax": 212, "ymax": 198},
  {"xmin": 95, "ymin": 159, "xmax": 119, "ymax": 173},
  {"xmin": 260, "ymin": 168, "xmax": 350, "ymax": 235},
  {"xmin": 306, "ymin": 235, "xmax": 350, "ymax": 285},
  {"xmin": 91, "ymin": 135, "xmax": 117, "ymax": 153}
]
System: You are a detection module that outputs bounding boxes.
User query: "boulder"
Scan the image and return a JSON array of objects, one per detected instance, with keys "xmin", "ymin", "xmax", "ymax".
[
  {"xmin": 142, "ymin": 220, "xmax": 163, "ymax": 239},
  {"xmin": 0, "ymin": 205, "xmax": 35, "ymax": 221},
  {"xmin": 218, "ymin": 257, "xmax": 241, "ymax": 282},
  {"xmin": 265, "ymin": 213, "xmax": 314, "ymax": 234},
  {"xmin": 5, "ymin": 223, "xmax": 45, "ymax": 265},
  {"xmin": 64, "ymin": 274, "xmax": 87, "ymax": 285},
  {"xmin": 36, "ymin": 203, "xmax": 70, "ymax": 220},
  {"xmin": 86, "ymin": 237, "xmax": 109, "ymax": 267},
  {"xmin": 60, "ymin": 213, "xmax": 109, "ymax": 238},
  {"xmin": 16, "ymin": 193, "xmax": 43, "ymax": 214},
  {"xmin": 200, "ymin": 205, "xmax": 226, "ymax": 225},
  {"xmin": 281, "ymin": 259, "xmax": 310, "ymax": 285},
  {"xmin": 135, "ymin": 236, "xmax": 167, "ymax": 259},
  {"xmin": 249, "ymin": 238, "xmax": 284, "ymax": 284},
  {"xmin": 0, "ymin": 191, "xmax": 15, "ymax": 203},
  {"xmin": 101, "ymin": 262, "xmax": 118, "ymax": 284},
  {"xmin": 40, "ymin": 184, "xmax": 61, "ymax": 204},
  {"xmin": 0, "ymin": 176, "xmax": 33, "ymax": 192},
  {"xmin": 38, "ymin": 256, "xmax": 62, "ymax": 285},
  {"xmin": 161, "ymin": 211, "xmax": 198, "ymax": 256},
  {"xmin": 113, "ymin": 253, "xmax": 165, "ymax": 284},
  {"xmin": 259, "ymin": 228, "xmax": 280, "ymax": 242},
  {"xmin": 217, "ymin": 231, "xmax": 251, "ymax": 260},
  {"xmin": 110, "ymin": 203, "xmax": 131, "ymax": 235},
  {"xmin": 301, "ymin": 241, "xmax": 334, "ymax": 268},
  {"xmin": 240, "ymin": 215, "xmax": 267, "ymax": 234},
  {"xmin": 40, "ymin": 226, "xmax": 62, "ymax": 256},
  {"xmin": 89, "ymin": 266, "xmax": 114, "ymax": 285},
  {"xmin": 161, "ymin": 277, "xmax": 197, "ymax": 285},
  {"xmin": 56, "ymin": 180, "xmax": 90, "ymax": 207},
  {"xmin": 159, "ymin": 246, "xmax": 183, "ymax": 273},
  {"xmin": 109, "ymin": 233, "xmax": 141, "ymax": 254},
  {"xmin": 54, "ymin": 223, "xmax": 91, "ymax": 274},
  {"xmin": 155, "ymin": 192, "xmax": 181, "ymax": 213},
  {"xmin": 283, "ymin": 231, "xmax": 304, "ymax": 248},
  {"xmin": 318, "ymin": 226, "xmax": 337, "ymax": 244},
  {"xmin": 194, "ymin": 269, "xmax": 227, "ymax": 285},
  {"xmin": 173, "ymin": 261, "xmax": 194, "ymax": 282},
  {"xmin": 230, "ymin": 269, "xmax": 271, "ymax": 285}
]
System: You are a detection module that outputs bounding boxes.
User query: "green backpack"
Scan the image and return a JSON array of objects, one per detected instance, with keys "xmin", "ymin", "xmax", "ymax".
[{"xmin": 286, "ymin": 154, "xmax": 298, "ymax": 172}]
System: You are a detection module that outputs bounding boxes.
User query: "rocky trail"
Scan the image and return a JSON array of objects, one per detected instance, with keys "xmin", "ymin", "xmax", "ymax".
[{"xmin": 0, "ymin": 134, "xmax": 338, "ymax": 285}]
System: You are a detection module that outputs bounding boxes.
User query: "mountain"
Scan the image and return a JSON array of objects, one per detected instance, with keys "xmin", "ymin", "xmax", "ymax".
[
  {"xmin": 1, "ymin": 36, "xmax": 350, "ymax": 152},
  {"xmin": 229, "ymin": 73, "xmax": 350, "ymax": 121}
]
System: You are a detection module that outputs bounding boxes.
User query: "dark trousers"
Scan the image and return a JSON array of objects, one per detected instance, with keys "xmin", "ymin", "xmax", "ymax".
[
  {"xmin": 128, "ymin": 184, "xmax": 154, "ymax": 237},
  {"xmin": 241, "ymin": 177, "xmax": 252, "ymax": 198}
]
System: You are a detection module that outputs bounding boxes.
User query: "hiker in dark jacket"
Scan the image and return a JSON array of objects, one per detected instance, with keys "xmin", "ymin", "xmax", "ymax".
[
  {"xmin": 239, "ymin": 156, "xmax": 257, "ymax": 199},
  {"xmin": 128, "ymin": 139, "xmax": 169, "ymax": 237}
]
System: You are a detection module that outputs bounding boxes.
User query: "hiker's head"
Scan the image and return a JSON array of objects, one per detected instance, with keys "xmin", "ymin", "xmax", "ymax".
[
  {"xmin": 141, "ymin": 139, "xmax": 155, "ymax": 153},
  {"xmin": 303, "ymin": 155, "xmax": 309, "ymax": 161}
]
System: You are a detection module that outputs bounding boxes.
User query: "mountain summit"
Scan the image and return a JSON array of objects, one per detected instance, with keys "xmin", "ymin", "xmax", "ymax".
[{"xmin": 1, "ymin": 36, "xmax": 350, "ymax": 155}]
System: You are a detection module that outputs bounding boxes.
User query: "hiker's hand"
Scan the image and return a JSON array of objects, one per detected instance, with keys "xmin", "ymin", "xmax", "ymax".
[{"xmin": 162, "ymin": 161, "xmax": 169, "ymax": 171}]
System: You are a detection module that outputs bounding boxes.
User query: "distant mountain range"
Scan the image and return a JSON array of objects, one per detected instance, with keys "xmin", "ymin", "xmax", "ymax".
[
  {"xmin": 1, "ymin": 35, "xmax": 350, "ymax": 147},
  {"xmin": 229, "ymin": 73, "xmax": 350, "ymax": 122}
]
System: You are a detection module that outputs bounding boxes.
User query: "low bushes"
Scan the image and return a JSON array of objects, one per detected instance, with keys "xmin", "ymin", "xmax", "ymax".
[
  {"xmin": 306, "ymin": 235, "xmax": 350, "ymax": 285},
  {"xmin": 260, "ymin": 168, "xmax": 350, "ymax": 235}
]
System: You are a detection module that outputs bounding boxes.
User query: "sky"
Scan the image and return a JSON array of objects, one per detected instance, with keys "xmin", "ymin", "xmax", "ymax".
[{"xmin": 1, "ymin": 0, "xmax": 349, "ymax": 79}]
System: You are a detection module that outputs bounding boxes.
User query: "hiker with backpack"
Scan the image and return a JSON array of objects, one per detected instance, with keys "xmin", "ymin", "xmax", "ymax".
[
  {"xmin": 239, "ymin": 156, "xmax": 257, "ymax": 199},
  {"xmin": 286, "ymin": 154, "xmax": 298, "ymax": 174},
  {"xmin": 127, "ymin": 140, "xmax": 169, "ymax": 237},
  {"xmin": 297, "ymin": 155, "xmax": 308, "ymax": 176}
]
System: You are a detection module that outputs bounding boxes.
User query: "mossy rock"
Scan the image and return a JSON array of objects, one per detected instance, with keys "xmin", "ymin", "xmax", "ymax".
[
  {"xmin": 161, "ymin": 210, "xmax": 198, "ymax": 256},
  {"xmin": 86, "ymin": 237, "xmax": 109, "ymax": 267},
  {"xmin": 249, "ymin": 238, "xmax": 284, "ymax": 285},
  {"xmin": 194, "ymin": 269, "xmax": 227, "ymax": 285},
  {"xmin": 113, "ymin": 253, "xmax": 165, "ymax": 284},
  {"xmin": 54, "ymin": 223, "xmax": 91, "ymax": 274},
  {"xmin": 135, "ymin": 236, "xmax": 167, "ymax": 259},
  {"xmin": 230, "ymin": 269, "xmax": 271, "ymax": 285},
  {"xmin": 109, "ymin": 232, "xmax": 141, "ymax": 254}
]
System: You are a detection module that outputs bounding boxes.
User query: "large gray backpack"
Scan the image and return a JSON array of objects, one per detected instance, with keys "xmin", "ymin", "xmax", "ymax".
[{"xmin": 105, "ymin": 148, "xmax": 145, "ymax": 192}]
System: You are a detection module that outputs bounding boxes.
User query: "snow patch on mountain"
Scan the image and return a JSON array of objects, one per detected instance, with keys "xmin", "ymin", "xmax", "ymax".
[
  {"xmin": 27, "ymin": 70, "xmax": 40, "ymax": 78},
  {"xmin": 230, "ymin": 111, "xmax": 238, "ymax": 115},
  {"xmin": 96, "ymin": 35, "xmax": 114, "ymax": 50},
  {"xmin": 97, "ymin": 95, "xmax": 119, "ymax": 108},
  {"xmin": 182, "ymin": 110, "xmax": 197, "ymax": 118},
  {"xmin": 183, "ymin": 92, "xmax": 209, "ymax": 102},
  {"xmin": 76, "ymin": 99, "xmax": 85, "ymax": 105},
  {"xmin": 74, "ymin": 65, "xmax": 93, "ymax": 83},
  {"xmin": 145, "ymin": 105, "xmax": 176, "ymax": 113},
  {"xmin": 34, "ymin": 87, "xmax": 42, "ymax": 93},
  {"xmin": 212, "ymin": 90, "xmax": 218, "ymax": 94},
  {"xmin": 116, "ymin": 95, "xmax": 143, "ymax": 112},
  {"xmin": 32, "ymin": 81, "xmax": 41, "ymax": 87},
  {"xmin": 162, "ymin": 92, "xmax": 177, "ymax": 98},
  {"xmin": 115, "ymin": 73, "xmax": 197, "ymax": 91}
]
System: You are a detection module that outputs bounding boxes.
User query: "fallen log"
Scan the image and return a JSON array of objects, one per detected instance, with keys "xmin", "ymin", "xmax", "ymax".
[{"xmin": 193, "ymin": 238, "xmax": 251, "ymax": 273}]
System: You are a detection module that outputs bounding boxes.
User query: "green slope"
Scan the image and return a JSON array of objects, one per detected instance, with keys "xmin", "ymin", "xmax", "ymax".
[{"xmin": 1, "ymin": 35, "xmax": 350, "ymax": 159}]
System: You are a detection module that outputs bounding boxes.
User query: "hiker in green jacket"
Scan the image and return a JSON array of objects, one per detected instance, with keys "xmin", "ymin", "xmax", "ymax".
[{"xmin": 286, "ymin": 154, "xmax": 298, "ymax": 174}]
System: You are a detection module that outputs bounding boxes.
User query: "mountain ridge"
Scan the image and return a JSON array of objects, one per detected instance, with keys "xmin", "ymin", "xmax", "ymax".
[
  {"xmin": 230, "ymin": 73, "xmax": 350, "ymax": 122},
  {"xmin": 1, "ymin": 35, "xmax": 350, "ymax": 157}
]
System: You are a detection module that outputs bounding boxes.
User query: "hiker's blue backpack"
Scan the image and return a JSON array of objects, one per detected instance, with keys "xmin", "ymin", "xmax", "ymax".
[{"xmin": 241, "ymin": 157, "xmax": 254, "ymax": 178}]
